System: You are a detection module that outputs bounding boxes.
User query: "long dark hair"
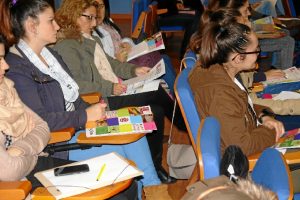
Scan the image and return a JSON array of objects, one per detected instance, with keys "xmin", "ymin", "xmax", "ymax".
[
  {"xmin": 101, "ymin": 0, "xmax": 121, "ymax": 35},
  {"xmin": 190, "ymin": 8, "xmax": 241, "ymax": 53},
  {"xmin": 200, "ymin": 22, "xmax": 251, "ymax": 68}
]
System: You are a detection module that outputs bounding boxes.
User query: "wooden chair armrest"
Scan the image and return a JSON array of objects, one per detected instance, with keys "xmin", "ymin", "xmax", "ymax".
[
  {"xmin": 132, "ymin": 11, "xmax": 146, "ymax": 39},
  {"xmin": 80, "ymin": 92, "xmax": 101, "ymax": 104},
  {"xmin": 157, "ymin": 8, "xmax": 168, "ymax": 15},
  {"xmin": 0, "ymin": 180, "xmax": 32, "ymax": 200},
  {"xmin": 48, "ymin": 128, "xmax": 75, "ymax": 144},
  {"xmin": 32, "ymin": 160, "xmax": 135, "ymax": 200},
  {"xmin": 248, "ymin": 150, "xmax": 300, "ymax": 171},
  {"xmin": 77, "ymin": 132, "xmax": 145, "ymax": 144}
]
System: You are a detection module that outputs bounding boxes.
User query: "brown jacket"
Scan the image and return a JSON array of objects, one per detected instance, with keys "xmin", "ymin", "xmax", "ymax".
[{"xmin": 188, "ymin": 64, "xmax": 276, "ymax": 156}]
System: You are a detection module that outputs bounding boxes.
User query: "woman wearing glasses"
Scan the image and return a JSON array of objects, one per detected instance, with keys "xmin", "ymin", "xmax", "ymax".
[
  {"xmin": 54, "ymin": 0, "xmax": 186, "ymax": 186},
  {"xmin": 188, "ymin": 19, "xmax": 284, "ymax": 156}
]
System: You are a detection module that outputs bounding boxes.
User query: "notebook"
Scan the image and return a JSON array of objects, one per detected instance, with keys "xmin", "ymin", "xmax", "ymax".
[{"xmin": 34, "ymin": 152, "xmax": 143, "ymax": 199}]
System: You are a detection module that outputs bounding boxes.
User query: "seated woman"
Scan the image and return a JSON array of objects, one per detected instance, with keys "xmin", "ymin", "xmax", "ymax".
[
  {"xmin": 190, "ymin": 8, "xmax": 300, "ymax": 131},
  {"xmin": 54, "ymin": 0, "xmax": 185, "ymax": 183},
  {"xmin": 208, "ymin": 0, "xmax": 295, "ymax": 70},
  {"xmin": 0, "ymin": 35, "xmax": 50, "ymax": 183},
  {"xmin": 188, "ymin": 20, "xmax": 284, "ymax": 156},
  {"xmin": 93, "ymin": 0, "xmax": 176, "ymax": 93},
  {"xmin": 1, "ymin": 0, "xmax": 171, "ymax": 198},
  {"xmin": 0, "ymin": 33, "xmax": 138, "ymax": 199}
]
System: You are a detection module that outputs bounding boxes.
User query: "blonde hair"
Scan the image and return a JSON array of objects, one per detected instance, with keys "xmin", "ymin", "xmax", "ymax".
[
  {"xmin": 55, "ymin": 0, "xmax": 98, "ymax": 40},
  {"xmin": 198, "ymin": 179, "xmax": 278, "ymax": 200}
]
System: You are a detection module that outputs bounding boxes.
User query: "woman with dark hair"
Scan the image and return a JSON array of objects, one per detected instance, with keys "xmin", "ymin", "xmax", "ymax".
[
  {"xmin": 1, "ymin": 0, "xmax": 170, "ymax": 198},
  {"xmin": 208, "ymin": 0, "xmax": 295, "ymax": 70},
  {"xmin": 93, "ymin": 0, "xmax": 176, "ymax": 93},
  {"xmin": 189, "ymin": 21, "xmax": 284, "ymax": 156}
]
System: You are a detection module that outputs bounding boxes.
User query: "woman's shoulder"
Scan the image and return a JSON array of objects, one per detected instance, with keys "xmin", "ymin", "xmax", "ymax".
[
  {"xmin": 54, "ymin": 38, "xmax": 80, "ymax": 49},
  {"xmin": 6, "ymin": 47, "xmax": 33, "ymax": 75}
]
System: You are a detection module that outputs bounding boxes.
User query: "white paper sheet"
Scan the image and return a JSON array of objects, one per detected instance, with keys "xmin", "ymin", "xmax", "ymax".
[
  {"xmin": 34, "ymin": 152, "xmax": 143, "ymax": 199},
  {"xmin": 121, "ymin": 59, "xmax": 165, "ymax": 95}
]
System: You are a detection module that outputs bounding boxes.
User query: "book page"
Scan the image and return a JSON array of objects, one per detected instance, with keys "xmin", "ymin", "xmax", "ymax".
[
  {"xmin": 275, "ymin": 128, "xmax": 300, "ymax": 149},
  {"xmin": 122, "ymin": 59, "xmax": 165, "ymax": 95},
  {"xmin": 262, "ymin": 67, "xmax": 300, "ymax": 85},
  {"xmin": 34, "ymin": 152, "xmax": 143, "ymax": 199},
  {"xmin": 127, "ymin": 32, "xmax": 165, "ymax": 61}
]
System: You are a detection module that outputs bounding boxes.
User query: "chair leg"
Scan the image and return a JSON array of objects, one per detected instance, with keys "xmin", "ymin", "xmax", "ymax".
[{"xmin": 187, "ymin": 165, "xmax": 199, "ymax": 186}]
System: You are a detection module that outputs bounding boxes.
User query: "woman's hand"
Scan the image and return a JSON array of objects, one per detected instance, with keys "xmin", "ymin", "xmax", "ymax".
[
  {"xmin": 115, "ymin": 50, "xmax": 128, "ymax": 63},
  {"xmin": 113, "ymin": 83, "xmax": 127, "ymax": 95},
  {"xmin": 120, "ymin": 42, "xmax": 132, "ymax": 52},
  {"xmin": 261, "ymin": 116, "xmax": 285, "ymax": 141},
  {"xmin": 135, "ymin": 66, "xmax": 151, "ymax": 76},
  {"xmin": 265, "ymin": 69, "xmax": 286, "ymax": 80},
  {"xmin": 86, "ymin": 102, "xmax": 107, "ymax": 122}
]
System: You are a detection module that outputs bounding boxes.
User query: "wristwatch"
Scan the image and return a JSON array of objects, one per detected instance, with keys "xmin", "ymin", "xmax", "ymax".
[{"xmin": 258, "ymin": 109, "xmax": 276, "ymax": 124}]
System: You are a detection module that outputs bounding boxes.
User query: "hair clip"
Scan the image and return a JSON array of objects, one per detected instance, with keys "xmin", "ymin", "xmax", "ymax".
[
  {"xmin": 227, "ymin": 164, "xmax": 238, "ymax": 182},
  {"xmin": 9, "ymin": 0, "xmax": 17, "ymax": 8}
]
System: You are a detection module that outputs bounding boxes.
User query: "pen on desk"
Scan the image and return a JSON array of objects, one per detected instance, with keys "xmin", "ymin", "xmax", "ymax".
[{"xmin": 96, "ymin": 163, "xmax": 106, "ymax": 181}]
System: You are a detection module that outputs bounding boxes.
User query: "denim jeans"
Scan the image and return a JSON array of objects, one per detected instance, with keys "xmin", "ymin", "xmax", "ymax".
[{"xmin": 69, "ymin": 131, "xmax": 161, "ymax": 199}]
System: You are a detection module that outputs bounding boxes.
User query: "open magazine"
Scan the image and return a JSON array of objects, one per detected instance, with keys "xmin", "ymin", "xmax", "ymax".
[
  {"xmin": 252, "ymin": 16, "xmax": 285, "ymax": 38},
  {"xmin": 127, "ymin": 32, "xmax": 165, "ymax": 61},
  {"xmin": 274, "ymin": 128, "xmax": 300, "ymax": 149},
  {"xmin": 262, "ymin": 67, "xmax": 300, "ymax": 85},
  {"xmin": 86, "ymin": 105, "xmax": 157, "ymax": 137},
  {"xmin": 121, "ymin": 59, "xmax": 165, "ymax": 95}
]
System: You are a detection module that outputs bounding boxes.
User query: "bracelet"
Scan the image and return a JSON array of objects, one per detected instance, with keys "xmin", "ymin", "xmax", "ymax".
[{"xmin": 258, "ymin": 109, "xmax": 275, "ymax": 124}]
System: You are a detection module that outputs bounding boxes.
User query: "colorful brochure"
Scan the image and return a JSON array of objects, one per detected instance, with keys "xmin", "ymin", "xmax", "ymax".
[
  {"xmin": 86, "ymin": 106, "xmax": 157, "ymax": 137},
  {"xmin": 275, "ymin": 128, "xmax": 300, "ymax": 149}
]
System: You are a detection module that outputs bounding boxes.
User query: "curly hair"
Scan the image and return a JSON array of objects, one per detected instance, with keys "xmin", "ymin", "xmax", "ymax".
[{"xmin": 55, "ymin": 0, "xmax": 98, "ymax": 40}]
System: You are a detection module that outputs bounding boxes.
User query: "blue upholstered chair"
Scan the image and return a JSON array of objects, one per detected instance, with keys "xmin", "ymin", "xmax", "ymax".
[
  {"xmin": 183, "ymin": 50, "xmax": 197, "ymax": 69},
  {"xmin": 252, "ymin": 148, "xmax": 294, "ymax": 200},
  {"xmin": 131, "ymin": 0, "xmax": 145, "ymax": 34},
  {"xmin": 174, "ymin": 60, "xmax": 221, "ymax": 180}
]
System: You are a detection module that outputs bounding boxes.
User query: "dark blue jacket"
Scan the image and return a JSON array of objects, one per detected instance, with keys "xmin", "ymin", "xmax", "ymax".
[{"xmin": 6, "ymin": 45, "xmax": 88, "ymax": 131}]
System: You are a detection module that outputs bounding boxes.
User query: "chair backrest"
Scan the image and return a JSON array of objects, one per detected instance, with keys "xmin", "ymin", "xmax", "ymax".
[
  {"xmin": 252, "ymin": 148, "xmax": 294, "ymax": 200},
  {"xmin": 131, "ymin": 0, "xmax": 145, "ymax": 33},
  {"xmin": 282, "ymin": 0, "xmax": 297, "ymax": 17},
  {"xmin": 197, "ymin": 117, "xmax": 221, "ymax": 180},
  {"xmin": 149, "ymin": 1, "xmax": 184, "ymax": 32},
  {"xmin": 174, "ymin": 63, "xmax": 221, "ymax": 180},
  {"xmin": 183, "ymin": 50, "xmax": 197, "ymax": 69},
  {"xmin": 143, "ymin": 8, "xmax": 153, "ymax": 37}
]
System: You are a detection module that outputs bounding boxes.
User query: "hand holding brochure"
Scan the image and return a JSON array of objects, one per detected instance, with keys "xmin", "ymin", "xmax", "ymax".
[
  {"xmin": 121, "ymin": 59, "xmax": 165, "ymax": 95},
  {"xmin": 262, "ymin": 67, "xmax": 300, "ymax": 85},
  {"xmin": 86, "ymin": 105, "xmax": 157, "ymax": 137},
  {"xmin": 127, "ymin": 32, "xmax": 165, "ymax": 61}
]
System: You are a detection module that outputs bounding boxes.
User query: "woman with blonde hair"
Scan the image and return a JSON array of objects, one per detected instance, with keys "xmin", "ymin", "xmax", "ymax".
[{"xmin": 54, "ymin": 0, "xmax": 186, "ymax": 186}]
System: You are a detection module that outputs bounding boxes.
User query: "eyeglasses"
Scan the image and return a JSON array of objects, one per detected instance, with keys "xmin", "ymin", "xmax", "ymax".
[
  {"xmin": 81, "ymin": 14, "xmax": 98, "ymax": 21},
  {"xmin": 231, "ymin": 46, "xmax": 261, "ymax": 61},
  {"xmin": 97, "ymin": 4, "xmax": 105, "ymax": 9}
]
